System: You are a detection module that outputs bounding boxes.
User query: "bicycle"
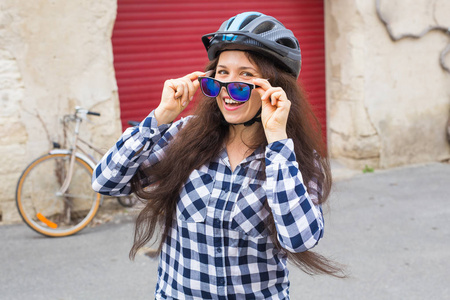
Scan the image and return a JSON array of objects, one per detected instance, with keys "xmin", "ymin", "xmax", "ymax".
[{"xmin": 15, "ymin": 107, "xmax": 138, "ymax": 237}]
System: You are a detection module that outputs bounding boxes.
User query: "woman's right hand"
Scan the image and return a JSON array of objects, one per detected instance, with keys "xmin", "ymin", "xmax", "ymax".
[{"xmin": 154, "ymin": 71, "xmax": 205, "ymax": 125}]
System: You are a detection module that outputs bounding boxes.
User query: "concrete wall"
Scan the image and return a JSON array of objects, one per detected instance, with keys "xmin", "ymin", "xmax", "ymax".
[
  {"xmin": 0, "ymin": 0, "xmax": 122, "ymax": 223},
  {"xmin": 326, "ymin": 0, "xmax": 450, "ymax": 169}
]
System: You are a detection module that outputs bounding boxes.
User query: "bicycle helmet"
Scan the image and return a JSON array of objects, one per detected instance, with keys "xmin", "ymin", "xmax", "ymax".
[{"xmin": 202, "ymin": 12, "xmax": 302, "ymax": 78}]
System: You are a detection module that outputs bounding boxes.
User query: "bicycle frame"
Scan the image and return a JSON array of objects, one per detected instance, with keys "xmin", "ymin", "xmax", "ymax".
[
  {"xmin": 57, "ymin": 107, "xmax": 102, "ymax": 196},
  {"xmin": 50, "ymin": 149, "xmax": 96, "ymax": 171}
]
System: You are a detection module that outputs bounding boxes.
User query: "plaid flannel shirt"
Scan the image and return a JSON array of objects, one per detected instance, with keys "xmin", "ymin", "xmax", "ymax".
[{"xmin": 92, "ymin": 110, "xmax": 324, "ymax": 300}]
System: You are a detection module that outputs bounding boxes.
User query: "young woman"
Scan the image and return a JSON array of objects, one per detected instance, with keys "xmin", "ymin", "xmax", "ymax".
[{"xmin": 93, "ymin": 11, "xmax": 342, "ymax": 300}]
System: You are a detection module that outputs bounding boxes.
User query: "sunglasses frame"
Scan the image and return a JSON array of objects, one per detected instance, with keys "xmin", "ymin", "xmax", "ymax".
[{"xmin": 198, "ymin": 76, "xmax": 257, "ymax": 102}]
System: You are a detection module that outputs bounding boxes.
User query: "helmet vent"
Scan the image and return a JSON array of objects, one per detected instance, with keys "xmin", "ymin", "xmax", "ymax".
[
  {"xmin": 276, "ymin": 38, "xmax": 297, "ymax": 49},
  {"xmin": 253, "ymin": 21, "xmax": 275, "ymax": 34},
  {"xmin": 226, "ymin": 17, "xmax": 236, "ymax": 30},
  {"xmin": 239, "ymin": 14, "xmax": 260, "ymax": 29}
]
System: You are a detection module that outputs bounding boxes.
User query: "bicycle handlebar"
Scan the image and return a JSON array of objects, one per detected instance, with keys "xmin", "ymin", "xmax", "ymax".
[
  {"xmin": 127, "ymin": 120, "xmax": 140, "ymax": 126},
  {"xmin": 73, "ymin": 106, "xmax": 101, "ymax": 120}
]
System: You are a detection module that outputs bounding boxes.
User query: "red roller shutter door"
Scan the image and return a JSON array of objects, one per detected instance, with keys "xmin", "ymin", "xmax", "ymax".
[{"xmin": 112, "ymin": 0, "xmax": 326, "ymax": 139}]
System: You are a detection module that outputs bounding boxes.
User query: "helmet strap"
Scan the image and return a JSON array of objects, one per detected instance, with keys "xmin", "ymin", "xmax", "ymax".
[{"xmin": 220, "ymin": 107, "xmax": 262, "ymax": 127}]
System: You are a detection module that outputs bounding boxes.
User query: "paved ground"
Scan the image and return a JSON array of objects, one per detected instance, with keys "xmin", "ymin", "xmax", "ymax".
[{"xmin": 1, "ymin": 162, "xmax": 449, "ymax": 299}]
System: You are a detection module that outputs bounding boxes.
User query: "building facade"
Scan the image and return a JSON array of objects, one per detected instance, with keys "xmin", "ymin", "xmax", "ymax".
[
  {"xmin": 0, "ymin": 0, "xmax": 449, "ymax": 223},
  {"xmin": 326, "ymin": 0, "xmax": 450, "ymax": 169}
]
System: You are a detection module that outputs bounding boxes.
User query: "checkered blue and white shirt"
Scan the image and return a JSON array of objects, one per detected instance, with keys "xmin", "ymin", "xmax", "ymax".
[{"xmin": 92, "ymin": 110, "xmax": 324, "ymax": 300}]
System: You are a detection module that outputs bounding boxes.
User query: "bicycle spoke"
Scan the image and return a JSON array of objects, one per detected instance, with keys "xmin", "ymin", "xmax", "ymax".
[{"xmin": 60, "ymin": 193, "xmax": 97, "ymax": 201}]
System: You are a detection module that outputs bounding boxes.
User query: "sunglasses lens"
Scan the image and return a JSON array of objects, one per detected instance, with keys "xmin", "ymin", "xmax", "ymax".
[
  {"xmin": 200, "ymin": 78, "xmax": 220, "ymax": 97},
  {"xmin": 228, "ymin": 82, "xmax": 251, "ymax": 102}
]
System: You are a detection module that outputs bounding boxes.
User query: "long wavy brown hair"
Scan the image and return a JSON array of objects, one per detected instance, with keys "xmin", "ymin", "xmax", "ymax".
[{"xmin": 130, "ymin": 50, "xmax": 345, "ymax": 277}]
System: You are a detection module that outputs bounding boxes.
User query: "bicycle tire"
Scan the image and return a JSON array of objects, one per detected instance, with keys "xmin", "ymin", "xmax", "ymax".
[{"xmin": 16, "ymin": 153, "xmax": 101, "ymax": 237}]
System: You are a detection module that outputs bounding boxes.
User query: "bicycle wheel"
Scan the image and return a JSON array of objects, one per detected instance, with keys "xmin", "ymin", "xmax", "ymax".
[{"xmin": 16, "ymin": 153, "xmax": 101, "ymax": 237}]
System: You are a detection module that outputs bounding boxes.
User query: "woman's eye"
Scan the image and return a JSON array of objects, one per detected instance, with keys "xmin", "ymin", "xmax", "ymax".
[
  {"xmin": 216, "ymin": 70, "xmax": 227, "ymax": 75},
  {"xmin": 242, "ymin": 72, "xmax": 254, "ymax": 77}
]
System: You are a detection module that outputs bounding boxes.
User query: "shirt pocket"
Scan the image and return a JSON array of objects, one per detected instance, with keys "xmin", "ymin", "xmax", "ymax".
[
  {"xmin": 177, "ymin": 169, "xmax": 214, "ymax": 223},
  {"xmin": 230, "ymin": 183, "xmax": 270, "ymax": 238}
]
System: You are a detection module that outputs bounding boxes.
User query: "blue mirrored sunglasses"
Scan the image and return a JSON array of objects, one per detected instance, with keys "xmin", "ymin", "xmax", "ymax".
[{"xmin": 198, "ymin": 77, "xmax": 258, "ymax": 102}]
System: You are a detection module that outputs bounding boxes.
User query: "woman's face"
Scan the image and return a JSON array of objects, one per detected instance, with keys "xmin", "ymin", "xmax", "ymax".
[{"xmin": 215, "ymin": 51, "xmax": 262, "ymax": 125}]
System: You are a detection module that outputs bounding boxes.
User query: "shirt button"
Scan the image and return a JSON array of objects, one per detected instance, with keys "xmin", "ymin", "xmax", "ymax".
[
  {"xmin": 214, "ymin": 219, "xmax": 220, "ymax": 226},
  {"xmin": 111, "ymin": 169, "xmax": 118, "ymax": 176},
  {"xmin": 218, "ymin": 278, "xmax": 225, "ymax": 285},
  {"xmin": 217, "ymin": 248, "xmax": 222, "ymax": 253}
]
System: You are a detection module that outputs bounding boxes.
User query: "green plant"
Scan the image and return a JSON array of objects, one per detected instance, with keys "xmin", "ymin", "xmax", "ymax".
[{"xmin": 363, "ymin": 165, "xmax": 374, "ymax": 173}]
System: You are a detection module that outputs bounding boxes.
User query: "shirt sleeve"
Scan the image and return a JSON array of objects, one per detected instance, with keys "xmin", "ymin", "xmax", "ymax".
[
  {"xmin": 265, "ymin": 139, "xmax": 324, "ymax": 253},
  {"xmin": 91, "ymin": 110, "xmax": 187, "ymax": 196}
]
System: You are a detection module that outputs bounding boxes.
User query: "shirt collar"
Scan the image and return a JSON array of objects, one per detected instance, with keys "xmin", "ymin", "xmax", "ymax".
[{"xmin": 219, "ymin": 145, "xmax": 265, "ymax": 168}]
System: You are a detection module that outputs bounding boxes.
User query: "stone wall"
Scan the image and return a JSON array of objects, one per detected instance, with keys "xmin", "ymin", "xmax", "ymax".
[
  {"xmin": 2, "ymin": 0, "xmax": 450, "ymax": 223},
  {"xmin": 326, "ymin": 0, "xmax": 450, "ymax": 169},
  {"xmin": 0, "ymin": 0, "xmax": 122, "ymax": 223}
]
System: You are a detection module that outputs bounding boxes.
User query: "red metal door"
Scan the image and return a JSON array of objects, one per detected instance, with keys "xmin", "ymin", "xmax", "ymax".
[{"xmin": 112, "ymin": 0, "xmax": 326, "ymax": 138}]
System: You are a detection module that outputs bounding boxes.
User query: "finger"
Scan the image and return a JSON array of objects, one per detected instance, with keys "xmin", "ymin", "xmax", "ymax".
[
  {"xmin": 192, "ymin": 75, "xmax": 201, "ymax": 90},
  {"xmin": 180, "ymin": 82, "xmax": 190, "ymax": 106},
  {"xmin": 175, "ymin": 81, "xmax": 186, "ymax": 103},
  {"xmin": 173, "ymin": 80, "xmax": 183, "ymax": 99},
  {"xmin": 185, "ymin": 71, "xmax": 206, "ymax": 98},
  {"xmin": 252, "ymin": 78, "xmax": 272, "ymax": 93},
  {"xmin": 175, "ymin": 80, "xmax": 187, "ymax": 100},
  {"xmin": 164, "ymin": 80, "xmax": 180, "ymax": 103},
  {"xmin": 270, "ymin": 91, "xmax": 284, "ymax": 106},
  {"xmin": 271, "ymin": 95, "xmax": 291, "ymax": 113},
  {"xmin": 182, "ymin": 77, "xmax": 198, "ymax": 101},
  {"xmin": 165, "ymin": 79, "xmax": 176, "ymax": 92},
  {"xmin": 185, "ymin": 71, "xmax": 207, "ymax": 81},
  {"xmin": 261, "ymin": 87, "xmax": 282, "ymax": 102}
]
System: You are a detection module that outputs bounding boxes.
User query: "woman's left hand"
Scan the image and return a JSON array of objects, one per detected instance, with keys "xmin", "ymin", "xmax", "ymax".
[{"xmin": 253, "ymin": 78, "xmax": 291, "ymax": 143}]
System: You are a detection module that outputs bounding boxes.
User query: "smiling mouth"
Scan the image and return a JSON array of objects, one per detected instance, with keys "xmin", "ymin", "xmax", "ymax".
[{"xmin": 224, "ymin": 98, "xmax": 245, "ymax": 106}]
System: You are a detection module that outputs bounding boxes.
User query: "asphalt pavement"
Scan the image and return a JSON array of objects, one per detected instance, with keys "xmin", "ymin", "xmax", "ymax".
[{"xmin": 1, "ymin": 162, "xmax": 449, "ymax": 300}]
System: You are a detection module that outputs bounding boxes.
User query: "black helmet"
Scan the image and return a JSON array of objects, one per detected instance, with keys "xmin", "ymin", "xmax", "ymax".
[{"xmin": 202, "ymin": 12, "xmax": 302, "ymax": 78}]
